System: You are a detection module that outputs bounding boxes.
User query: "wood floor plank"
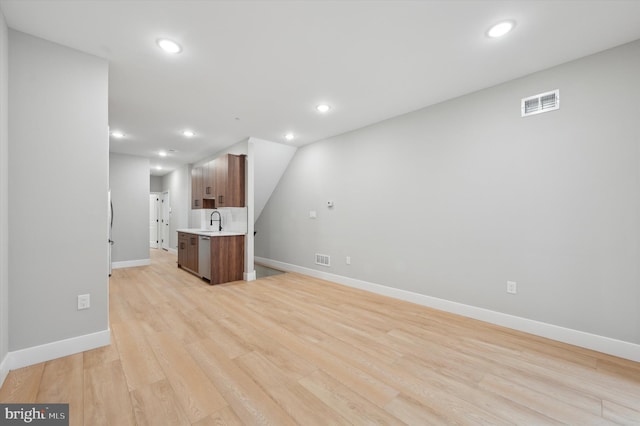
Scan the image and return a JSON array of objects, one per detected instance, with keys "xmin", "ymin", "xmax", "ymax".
[
  {"xmin": 111, "ymin": 321, "xmax": 165, "ymax": 391},
  {"xmin": 83, "ymin": 360, "xmax": 136, "ymax": 426},
  {"xmin": 393, "ymin": 353, "xmax": 560, "ymax": 425},
  {"xmin": 257, "ymin": 321, "xmax": 399, "ymax": 407},
  {"xmin": 384, "ymin": 393, "xmax": 459, "ymax": 425},
  {"xmin": 0, "ymin": 362, "xmax": 44, "ymax": 402},
  {"xmin": 134, "ymin": 269, "xmax": 172, "ymax": 305},
  {"xmin": 455, "ymin": 334, "xmax": 640, "ymax": 411},
  {"xmin": 83, "ymin": 342, "xmax": 119, "ymax": 370},
  {"xmin": 235, "ymin": 350, "xmax": 351, "ymax": 425},
  {"xmin": 479, "ymin": 372, "xmax": 617, "ymax": 425},
  {"xmin": 239, "ymin": 330, "xmax": 319, "ymax": 381},
  {"xmin": 187, "ymin": 338, "xmax": 297, "ymax": 426},
  {"xmin": 151, "ymin": 302, "xmax": 207, "ymax": 344},
  {"xmin": 192, "ymin": 406, "xmax": 244, "ymax": 426},
  {"xmin": 299, "ymin": 369, "xmax": 404, "ymax": 425},
  {"xmin": 130, "ymin": 379, "xmax": 190, "ymax": 426},
  {"xmin": 109, "ymin": 292, "xmax": 136, "ymax": 325},
  {"xmin": 603, "ymin": 399, "xmax": 640, "ymax": 424},
  {"xmin": 36, "ymin": 353, "xmax": 84, "ymax": 426},
  {"xmin": 386, "ymin": 327, "xmax": 604, "ymax": 416},
  {"xmin": 196, "ymin": 310, "xmax": 252, "ymax": 359},
  {"xmin": 145, "ymin": 331, "xmax": 227, "ymax": 423}
]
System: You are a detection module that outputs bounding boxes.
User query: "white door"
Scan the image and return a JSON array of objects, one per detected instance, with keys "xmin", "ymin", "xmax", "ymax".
[
  {"xmin": 161, "ymin": 191, "xmax": 170, "ymax": 250},
  {"xmin": 150, "ymin": 194, "xmax": 159, "ymax": 248}
]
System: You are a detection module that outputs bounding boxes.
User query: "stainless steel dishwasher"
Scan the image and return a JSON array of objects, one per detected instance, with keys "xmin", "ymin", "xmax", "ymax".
[{"xmin": 198, "ymin": 235, "xmax": 211, "ymax": 280}]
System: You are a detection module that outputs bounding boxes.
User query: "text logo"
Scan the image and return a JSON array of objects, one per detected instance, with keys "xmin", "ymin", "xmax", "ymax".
[{"xmin": 1, "ymin": 404, "xmax": 68, "ymax": 425}]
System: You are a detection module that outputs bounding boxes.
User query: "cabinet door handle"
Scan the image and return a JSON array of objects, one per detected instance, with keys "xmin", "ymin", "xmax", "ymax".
[
  {"xmin": 180, "ymin": 242, "xmax": 185, "ymax": 249},
  {"xmin": 206, "ymin": 186, "xmax": 211, "ymax": 195}
]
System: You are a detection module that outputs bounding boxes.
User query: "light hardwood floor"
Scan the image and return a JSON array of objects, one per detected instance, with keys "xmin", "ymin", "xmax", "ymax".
[{"xmin": 2, "ymin": 248, "xmax": 640, "ymax": 425}]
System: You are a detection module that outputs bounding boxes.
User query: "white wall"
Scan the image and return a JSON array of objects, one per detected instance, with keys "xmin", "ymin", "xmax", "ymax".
[
  {"xmin": 150, "ymin": 175, "xmax": 163, "ymax": 193},
  {"xmin": 0, "ymin": 8, "xmax": 9, "ymax": 384},
  {"xmin": 256, "ymin": 40, "xmax": 640, "ymax": 347},
  {"xmin": 162, "ymin": 165, "xmax": 190, "ymax": 251},
  {"xmin": 252, "ymin": 137, "xmax": 297, "ymax": 223},
  {"xmin": 8, "ymin": 30, "xmax": 109, "ymax": 353},
  {"xmin": 109, "ymin": 153, "xmax": 150, "ymax": 266}
]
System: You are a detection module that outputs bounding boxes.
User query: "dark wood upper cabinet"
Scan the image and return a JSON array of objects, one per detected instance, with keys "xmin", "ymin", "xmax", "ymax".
[
  {"xmin": 191, "ymin": 166, "xmax": 204, "ymax": 209},
  {"xmin": 203, "ymin": 160, "xmax": 215, "ymax": 199},
  {"xmin": 191, "ymin": 154, "xmax": 245, "ymax": 209},
  {"xmin": 216, "ymin": 154, "xmax": 245, "ymax": 208}
]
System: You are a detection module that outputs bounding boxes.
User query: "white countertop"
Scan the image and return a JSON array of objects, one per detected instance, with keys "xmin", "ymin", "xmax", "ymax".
[{"xmin": 177, "ymin": 229, "xmax": 245, "ymax": 237}]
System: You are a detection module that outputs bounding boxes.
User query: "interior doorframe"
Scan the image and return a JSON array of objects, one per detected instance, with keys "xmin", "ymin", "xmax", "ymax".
[
  {"xmin": 161, "ymin": 191, "xmax": 170, "ymax": 251},
  {"xmin": 149, "ymin": 193, "xmax": 160, "ymax": 249}
]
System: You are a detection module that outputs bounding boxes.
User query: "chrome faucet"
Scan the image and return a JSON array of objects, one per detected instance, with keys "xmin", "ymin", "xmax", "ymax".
[{"xmin": 210, "ymin": 210, "xmax": 222, "ymax": 231}]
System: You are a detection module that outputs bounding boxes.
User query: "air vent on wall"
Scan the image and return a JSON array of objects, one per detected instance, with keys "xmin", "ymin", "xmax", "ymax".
[
  {"xmin": 315, "ymin": 253, "xmax": 331, "ymax": 267},
  {"xmin": 521, "ymin": 89, "xmax": 559, "ymax": 117}
]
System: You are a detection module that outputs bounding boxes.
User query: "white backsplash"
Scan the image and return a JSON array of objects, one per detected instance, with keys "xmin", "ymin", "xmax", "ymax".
[{"xmin": 192, "ymin": 207, "xmax": 247, "ymax": 234}]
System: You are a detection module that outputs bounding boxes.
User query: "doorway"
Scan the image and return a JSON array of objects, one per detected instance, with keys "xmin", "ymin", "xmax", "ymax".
[
  {"xmin": 160, "ymin": 191, "xmax": 170, "ymax": 250},
  {"xmin": 149, "ymin": 193, "xmax": 160, "ymax": 248}
]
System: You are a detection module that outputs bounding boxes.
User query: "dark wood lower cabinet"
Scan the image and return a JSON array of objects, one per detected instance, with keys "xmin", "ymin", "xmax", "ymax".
[
  {"xmin": 210, "ymin": 235, "xmax": 244, "ymax": 285},
  {"xmin": 178, "ymin": 232, "xmax": 244, "ymax": 285},
  {"xmin": 177, "ymin": 232, "xmax": 198, "ymax": 274}
]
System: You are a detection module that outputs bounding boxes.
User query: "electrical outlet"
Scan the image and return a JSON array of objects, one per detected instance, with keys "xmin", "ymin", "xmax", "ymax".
[
  {"xmin": 346, "ymin": 256, "xmax": 351, "ymax": 265},
  {"xmin": 78, "ymin": 294, "xmax": 90, "ymax": 310},
  {"xmin": 506, "ymin": 281, "xmax": 517, "ymax": 294},
  {"xmin": 309, "ymin": 210, "xmax": 317, "ymax": 219}
]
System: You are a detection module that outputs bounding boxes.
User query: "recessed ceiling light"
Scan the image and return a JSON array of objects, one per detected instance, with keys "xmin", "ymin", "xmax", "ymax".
[
  {"xmin": 316, "ymin": 104, "xmax": 331, "ymax": 113},
  {"xmin": 182, "ymin": 130, "xmax": 195, "ymax": 137},
  {"xmin": 157, "ymin": 38, "xmax": 182, "ymax": 54},
  {"xmin": 284, "ymin": 132, "xmax": 295, "ymax": 141},
  {"xmin": 111, "ymin": 131, "xmax": 125, "ymax": 138},
  {"xmin": 156, "ymin": 165, "xmax": 162, "ymax": 170},
  {"xmin": 487, "ymin": 20, "xmax": 515, "ymax": 38},
  {"xmin": 159, "ymin": 151, "xmax": 168, "ymax": 157}
]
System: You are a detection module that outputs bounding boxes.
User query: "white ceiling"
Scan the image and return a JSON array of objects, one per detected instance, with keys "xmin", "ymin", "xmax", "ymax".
[{"xmin": 2, "ymin": 1, "xmax": 640, "ymax": 176}]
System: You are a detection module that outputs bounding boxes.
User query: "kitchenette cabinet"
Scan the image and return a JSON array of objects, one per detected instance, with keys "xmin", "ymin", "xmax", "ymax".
[
  {"xmin": 210, "ymin": 235, "xmax": 244, "ymax": 284},
  {"xmin": 177, "ymin": 231, "xmax": 199, "ymax": 274},
  {"xmin": 191, "ymin": 154, "xmax": 245, "ymax": 209},
  {"xmin": 215, "ymin": 154, "xmax": 245, "ymax": 208},
  {"xmin": 203, "ymin": 160, "xmax": 215, "ymax": 201},
  {"xmin": 191, "ymin": 166, "xmax": 204, "ymax": 209},
  {"xmin": 177, "ymin": 230, "xmax": 245, "ymax": 285}
]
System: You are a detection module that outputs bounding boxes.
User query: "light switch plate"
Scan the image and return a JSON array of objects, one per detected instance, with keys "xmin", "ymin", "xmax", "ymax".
[{"xmin": 78, "ymin": 294, "xmax": 90, "ymax": 310}]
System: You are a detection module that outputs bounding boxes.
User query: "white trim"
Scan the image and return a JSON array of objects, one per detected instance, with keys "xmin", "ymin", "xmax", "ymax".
[
  {"xmin": 112, "ymin": 258, "xmax": 150, "ymax": 269},
  {"xmin": 6, "ymin": 329, "xmax": 110, "ymax": 371},
  {"xmin": 0, "ymin": 352, "xmax": 9, "ymax": 388},
  {"xmin": 244, "ymin": 270, "xmax": 256, "ymax": 281},
  {"xmin": 255, "ymin": 257, "xmax": 640, "ymax": 362},
  {"xmin": 166, "ymin": 247, "xmax": 177, "ymax": 255}
]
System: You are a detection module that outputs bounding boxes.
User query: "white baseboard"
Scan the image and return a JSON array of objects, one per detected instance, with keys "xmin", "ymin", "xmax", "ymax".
[
  {"xmin": 112, "ymin": 258, "xmax": 150, "ymax": 269},
  {"xmin": 255, "ymin": 257, "xmax": 640, "ymax": 363},
  {"xmin": 166, "ymin": 247, "xmax": 177, "ymax": 255},
  {"xmin": 6, "ymin": 329, "xmax": 111, "ymax": 371},
  {"xmin": 244, "ymin": 270, "xmax": 256, "ymax": 281},
  {"xmin": 0, "ymin": 352, "xmax": 9, "ymax": 389}
]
